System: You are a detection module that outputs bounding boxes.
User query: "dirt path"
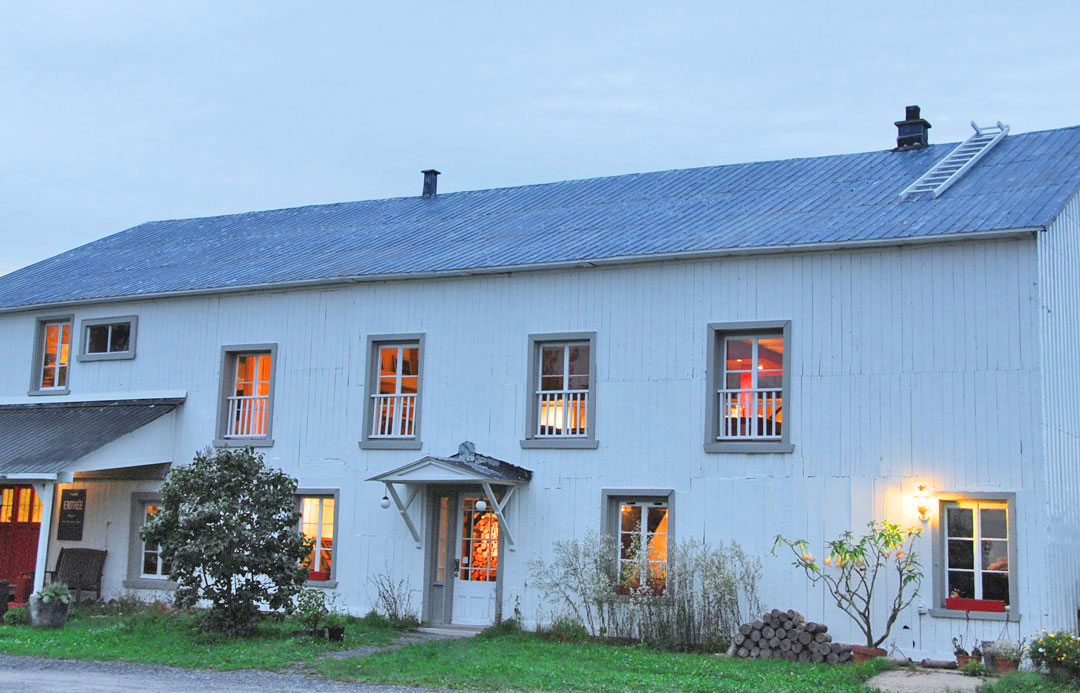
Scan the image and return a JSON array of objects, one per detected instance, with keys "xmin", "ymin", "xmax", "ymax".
[{"xmin": 866, "ymin": 667, "xmax": 986, "ymax": 692}]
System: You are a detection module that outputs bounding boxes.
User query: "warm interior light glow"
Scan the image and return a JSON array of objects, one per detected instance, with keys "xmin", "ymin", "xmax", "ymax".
[{"xmin": 915, "ymin": 484, "xmax": 931, "ymax": 523}]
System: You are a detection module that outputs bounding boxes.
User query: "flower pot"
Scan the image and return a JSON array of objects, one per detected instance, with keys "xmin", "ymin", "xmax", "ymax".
[
  {"xmin": 851, "ymin": 645, "xmax": 887, "ymax": 663},
  {"xmin": 992, "ymin": 656, "xmax": 1019, "ymax": 674},
  {"xmin": 29, "ymin": 595, "xmax": 71, "ymax": 628},
  {"xmin": 327, "ymin": 626, "xmax": 345, "ymax": 642},
  {"xmin": 956, "ymin": 654, "xmax": 972, "ymax": 667}
]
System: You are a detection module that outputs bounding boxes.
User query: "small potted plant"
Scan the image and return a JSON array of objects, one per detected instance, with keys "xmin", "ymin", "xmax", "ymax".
[
  {"xmin": 984, "ymin": 638, "xmax": 1024, "ymax": 674},
  {"xmin": 1029, "ymin": 630, "xmax": 1080, "ymax": 681},
  {"xmin": 29, "ymin": 581, "xmax": 72, "ymax": 628},
  {"xmin": 953, "ymin": 636, "xmax": 972, "ymax": 666},
  {"xmin": 324, "ymin": 611, "xmax": 347, "ymax": 642}
]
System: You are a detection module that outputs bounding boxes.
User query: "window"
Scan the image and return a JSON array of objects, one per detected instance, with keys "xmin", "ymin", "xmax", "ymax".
[
  {"xmin": 0, "ymin": 488, "xmax": 12, "ymax": 522},
  {"xmin": 299, "ymin": 494, "xmax": 337, "ymax": 582},
  {"xmin": 78, "ymin": 316, "xmax": 137, "ymax": 361},
  {"xmin": 522, "ymin": 332, "xmax": 598, "ymax": 449},
  {"xmin": 140, "ymin": 503, "xmax": 171, "ymax": 579},
  {"xmin": 705, "ymin": 321, "xmax": 792, "ymax": 453},
  {"xmin": 617, "ymin": 500, "xmax": 669, "ymax": 593},
  {"xmin": 459, "ymin": 497, "xmax": 498, "ymax": 582},
  {"xmin": 0, "ymin": 487, "xmax": 40, "ymax": 524},
  {"xmin": 214, "ymin": 344, "xmax": 277, "ymax": 447},
  {"xmin": 943, "ymin": 500, "xmax": 1012, "ymax": 610},
  {"xmin": 29, "ymin": 315, "xmax": 73, "ymax": 394},
  {"xmin": 360, "ymin": 334, "xmax": 424, "ymax": 450}
]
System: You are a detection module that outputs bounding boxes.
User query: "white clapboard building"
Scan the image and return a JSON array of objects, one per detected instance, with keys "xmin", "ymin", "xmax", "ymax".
[{"xmin": 1, "ymin": 107, "xmax": 1078, "ymax": 657}]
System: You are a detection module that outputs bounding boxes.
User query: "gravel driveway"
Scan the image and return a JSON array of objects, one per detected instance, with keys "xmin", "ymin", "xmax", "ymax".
[{"xmin": 0, "ymin": 653, "xmax": 444, "ymax": 692}]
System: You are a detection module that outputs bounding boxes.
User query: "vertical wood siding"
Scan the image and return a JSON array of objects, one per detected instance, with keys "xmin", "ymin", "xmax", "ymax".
[{"xmin": 0, "ymin": 237, "xmax": 1046, "ymax": 656}]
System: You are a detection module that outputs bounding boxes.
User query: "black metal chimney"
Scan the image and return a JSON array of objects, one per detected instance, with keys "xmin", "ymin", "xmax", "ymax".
[
  {"xmin": 421, "ymin": 169, "xmax": 440, "ymax": 198},
  {"xmin": 894, "ymin": 106, "xmax": 931, "ymax": 151}
]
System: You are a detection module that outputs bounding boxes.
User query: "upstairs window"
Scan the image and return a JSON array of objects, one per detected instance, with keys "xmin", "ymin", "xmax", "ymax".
[
  {"xmin": 300, "ymin": 495, "xmax": 336, "ymax": 582},
  {"xmin": 706, "ymin": 322, "xmax": 792, "ymax": 453},
  {"xmin": 215, "ymin": 344, "xmax": 277, "ymax": 447},
  {"xmin": 79, "ymin": 316, "xmax": 137, "ymax": 361},
  {"xmin": 31, "ymin": 317, "xmax": 73, "ymax": 393},
  {"xmin": 361, "ymin": 335, "xmax": 424, "ymax": 450},
  {"xmin": 522, "ymin": 332, "xmax": 598, "ymax": 449}
]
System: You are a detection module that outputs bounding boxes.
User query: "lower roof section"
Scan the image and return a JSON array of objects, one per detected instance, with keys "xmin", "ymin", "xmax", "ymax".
[{"xmin": 0, "ymin": 397, "xmax": 184, "ymax": 476}]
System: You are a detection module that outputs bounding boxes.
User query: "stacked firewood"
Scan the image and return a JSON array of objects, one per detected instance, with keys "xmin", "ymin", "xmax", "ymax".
[{"xmin": 732, "ymin": 609, "xmax": 853, "ymax": 664}]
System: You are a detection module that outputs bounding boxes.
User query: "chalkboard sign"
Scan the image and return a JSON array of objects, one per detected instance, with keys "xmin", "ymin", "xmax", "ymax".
[{"xmin": 56, "ymin": 489, "xmax": 86, "ymax": 541}]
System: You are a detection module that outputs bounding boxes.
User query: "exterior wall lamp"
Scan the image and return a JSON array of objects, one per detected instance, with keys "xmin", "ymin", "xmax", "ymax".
[
  {"xmin": 915, "ymin": 484, "xmax": 931, "ymax": 523},
  {"xmin": 380, "ymin": 494, "xmax": 391, "ymax": 509}
]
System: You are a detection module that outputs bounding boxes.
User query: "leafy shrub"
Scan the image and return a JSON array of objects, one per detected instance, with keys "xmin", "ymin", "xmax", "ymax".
[
  {"xmin": 369, "ymin": 572, "xmax": 419, "ymax": 628},
  {"xmin": 1030, "ymin": 630, "xmax": 1080, "ymax": 675},
  {"xmin": 295, "ymin": 588, "xmax": 329, "ymax": 632},
  {"xmin": 33, "ymin": 581, "xmax": 71, "ymax": 605},
  {"xmin": 540, "ymin": 616, "xmax": 589, "ymax": 643},
  {"xmin": 961, "ymin": 658, "xmax": 987, "ymax": 677},
  {"xmin": 3, "ymin": 606, "xmax": 30, "ymax": 625},
  {"xmin": 141, "ymin": 446, "xmax": 313, "ymax": 637},
  {"xmin": 480, "ymin": 617, "xmax": 522, "ymax": 639},
  {"xmin": 527, "ymin": 532, "xmax": 762, "ymax": 652}
]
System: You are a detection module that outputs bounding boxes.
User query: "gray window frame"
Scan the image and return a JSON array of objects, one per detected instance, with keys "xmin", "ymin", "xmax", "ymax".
[
  {"xmin": 929, "ymin": 491, "xmax": 1020, "ymax": 622},
  {"xmin": 28, "ymin": 313, "xmax": 75, "ymax": 396},
  {"xmin": 359, "ymin": 333, "xmax": 425, "ymax": 450},
  {"xmin": 601, "ymin": 488, "xmax": 675, "ymax": 587},
  {"xmin": 213, "ymin": 343, "xmax": 278, "ymax": 448},
  {"xmin": 521, "ymin": 332, "xmax": 599, "ymax": 449},
  {"xmin": 77, "ymin": 315, "xmax": 138, "ymax": 362},
  {"xmin": 704, "ymin": 320, "xmax": 793, "ymax": 454},
  {"xmin": 123, "ymin": 492, "xmax": 177, "ymax": 590},
  {"xmin": 297, "ymin": 488, "xmax": 340, "ymax": 588}
]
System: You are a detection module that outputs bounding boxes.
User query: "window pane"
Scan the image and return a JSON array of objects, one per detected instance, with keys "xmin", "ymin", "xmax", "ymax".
[
  {"xmin": 946, "ymin": 507, "xmax": 973, "ymax": 538},
  {"xmin": 0, "ymin": 488, "xmax": 13, "ymax": 522},
  {"xmin": 378, "ymin": 375, "xmax": 398, "ymax": 395},
  {"xmin": 143, "ymin": 551, "xmax": 159, "ymax": 576},
  {"xmin": 948, "ymin": 570, "xmax": 975, "ymax": 599},
  {"xmin": 401, "ymin": 347, "xmax": 419, "ymax": 376},
  {"xmin": 31, "ymin": 493, "xmax": 42, "ymax": 523},
  {"xmin": 725, "ymin": 339, "xmax": 752, "ymax": 371},
  {"xmin": 757, "ymin": 337, "xmax": 784, "ymax": 371},
  {"xmin": 948, "ymin": 540, "xmax": 974, "ymax": 569},
  {"xmin": 56, "ymin": 365, "xmax": 68, "ymax": 388},
  {"xmin": 568, "ymin": 345, "xmax": 589, "ymax": 376},
  {"xmin": 540, "ymin": 376, "xmax": 563, "ymax": 391},
  {"xmin": 60, "ymin": 323, "xmax": 71, "ymax": 361},
  {"xmin": 725, "ymin": 373, "xmax": 747, "ymax": 389},
  {"xmin": 88, "ymin": 325, "xmax": 109, "ymax": 353},
  {"xmin": 980, "ymin": 508, "xmax": 1007, "ymax": 539},
  {"xmin": 568, "ymin": 375, "xmax": 589, "ymax": 390},
  {"xmin": 541, "ymin": 346, "xmax": 564, "ymax": 377},
  {"xmin": 400, "ymin": 376, "xmax": 418, "ymax": 395},
  {"xmin": 256, "ymin": 354, "xmax": 272, "ymax": 382},
  {"xmin": 379, "ymin": 347, "xmax": 399, "ymax": 377},
  {"xmin": 983, "ymin": 573, "xmax": 1010, "ymax": 604},
  {"xmin": 45, "ymin": 324, "xmax": 59, "ymax": 349},
  {"xmin": 981, "ymin": 540, "xmax": 1008, "ymax": 572},
  {"xmin": 646, "ymin": 506, "xmax": 667, "ymax": 534},
  {"xmin": 757, "ymin": 374, "xmax": 783, "ymax": 389},
  {"xmin": 17, "ymin": 489, "xmax": 31, "ymax": 522},
  {"xmin": 620, "ymin": 504, "xmax": 641, "ymax": 534},
  {"xmin": 110, "ymin": 323, "xmax": 131, "ymax": 352}
]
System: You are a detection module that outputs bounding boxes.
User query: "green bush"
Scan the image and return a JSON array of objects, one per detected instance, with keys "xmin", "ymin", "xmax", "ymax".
[
  {"xmin": 294, "ymin": 589, "xmax": 328, "ymax": 632},
  {"xmin": 541, "ymin": 616, "xmax": 589, "ymax": 643},
  {"xmin": 1030, "ymin": 630, "xmax": 1080, "ymax": 677},
  {"xmin": 3, "ymin": 606, "xmax": 30, "ymax": 625},
  {"xmin": 479, "ymin": 618, "xmax": 522, "ymax": 639}
]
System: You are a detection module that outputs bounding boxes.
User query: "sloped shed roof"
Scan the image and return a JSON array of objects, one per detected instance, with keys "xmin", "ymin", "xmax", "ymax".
[{"xmin": 1, "ymin": 125, "xmax": 1079, "ymax": 311}]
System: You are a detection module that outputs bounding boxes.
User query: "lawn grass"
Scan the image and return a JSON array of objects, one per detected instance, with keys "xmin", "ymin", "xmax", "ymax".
[
  {"xmin": 981, "ymin": 671, "xmax": 1080, "ymax": 692},
  {"xmin": 315, "ymin": 630, "xmax": 893, "ymax": 691},
  {"xmin": 0, "ymin": 602, "xmax": 400, "ymax": 670}
]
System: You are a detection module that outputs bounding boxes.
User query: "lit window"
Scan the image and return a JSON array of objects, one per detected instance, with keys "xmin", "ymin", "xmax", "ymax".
[
  {"xmin": 459, "ymin": 497, "xmax": 498, "ymax": 582},
  {"xmin": 617, "ymin": 500, "xmax": 669, "ymax": 593},
  {"xmin": 300, "ymin": 496, "xmax": 336, "ymax": 581},
  {"xmin": 141, "ymin": 503, "xmax": 171, "ymax": 578},
  {"xmin": 1, "ymin": 487, "xmax": 40, "ymax": 524},
  {"xmin": 224, "ymin": 352, "xmax": 273, "ymax": 439},
  {"xmin": 36, "ymin": 319, "xmax": 72, "ymax": 390},
  {"xmin": 371, "ymin": 344, "xmax": 420, "ymax": 438},
  {"xmin": 0, "ymin": 488, "xmax": 14, "ymax": 522},
  {"xmin": 944, "ymin": 501, "xmax": 1012, "ymax": 610},
  {"xmin": 523, "ymin": 333, "xmax": 597, "ymax": 449}
]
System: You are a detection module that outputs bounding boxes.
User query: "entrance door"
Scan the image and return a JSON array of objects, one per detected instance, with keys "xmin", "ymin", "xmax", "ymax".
[
  {"xmin": 451, "ymin": 495, "xmax": 498, "ymax": 626},
  {"xmin": 427, "ymin": 490, "xmax": 458, "ymax": 626},
  {"xmin": 0, "ymin": 486, "xmax": 43, "ymax": 592}
]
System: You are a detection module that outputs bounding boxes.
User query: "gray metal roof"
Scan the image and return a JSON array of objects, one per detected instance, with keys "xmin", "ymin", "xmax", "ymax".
[
  {"xmin": 2, "ymin": 125, "xmax": 1079, "ymax": 311},
  {"xmin": 0, "ymin": 398, "xmax": 183, "ymax": 475},
  {"xmin": 368, "ymin": 441, "xmax": 533, "ymax": 485}
]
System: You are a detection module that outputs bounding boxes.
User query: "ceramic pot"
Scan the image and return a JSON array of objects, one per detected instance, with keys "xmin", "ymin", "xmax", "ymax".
[
  {"xmin": 992, "ymin": 657, "xmax": 1019, "ymax": 674},
  {"xmin": 851, "ymin": 645, "xmax": 887, "ymax": 663},
  {"xmin": 29, "ymin": 595, "xmax": 71, "ymax": 628},
  {"xmin": 956, "ymin": 654, "xmax": 972, "ymax": 667}
]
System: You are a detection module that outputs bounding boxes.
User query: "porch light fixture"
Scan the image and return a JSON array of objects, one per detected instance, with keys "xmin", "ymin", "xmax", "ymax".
[
  {"xmin": 915, "ymin": 484, "xmax": 931, "ymax": 523},
  {"xmin": 475, "ymin": 499, "xmax": 488, "ymax": 512},
  {"xmin": 380, "ymin": 494, "xmax": 391, "ymax": 509}
]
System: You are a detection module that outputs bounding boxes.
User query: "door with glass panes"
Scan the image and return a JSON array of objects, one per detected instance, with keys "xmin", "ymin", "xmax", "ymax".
[{"xmin": 428, "ymin": 490, "xmax": 498, "ymax": 626}]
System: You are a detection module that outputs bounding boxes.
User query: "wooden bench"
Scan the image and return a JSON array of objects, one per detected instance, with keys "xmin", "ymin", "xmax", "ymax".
[{"xmin": 45, "ymin": 548, "xmax": 107, "ymax": 602}]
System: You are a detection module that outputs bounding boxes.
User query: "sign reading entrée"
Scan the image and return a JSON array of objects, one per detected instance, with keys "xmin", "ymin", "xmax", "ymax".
[{"xmin": 56, "ymin": 489, "xmax": 86, "ymax": 541}]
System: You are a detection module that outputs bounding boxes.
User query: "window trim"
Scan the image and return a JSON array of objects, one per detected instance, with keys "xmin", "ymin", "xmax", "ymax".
[
  {"xmin": 297, "ymin": 488, "xmax": 339, "ymax": 588},
  {"xmin": 704, "ymin": 320, "xmax": 793, "ymax": 454},
  {"xmin": 77, "ymin": 315, "xmax": 138, "ymax": 362},
  {"xmin": 28, "ymin": 313, "xmax": 74, "ymax": 396},
  {"xmin": 359, "ymin": 333, "xmax": 425, "ymax": 450},
  {"xmin": 929, "ymin": 491, "xmax": 1020, "ymax": 622},
  {"xmin": 213, "ymin": 343, "xmax": 278, "ymax": 448},
  {"xmin": 521, "ymin": 332, "xmax": 599, "ymax": 449},
  {"xmin": 123, "ymin": 492, "xmax": 177, "ymax": 590}
]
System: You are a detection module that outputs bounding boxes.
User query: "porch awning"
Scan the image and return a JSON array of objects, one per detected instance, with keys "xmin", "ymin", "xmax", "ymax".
[
  {"xmin": 368, "ymin": 441, "xmax": 532, "ymax": 547},
  {"xmin": 0, "ymin": 397, "xmax": 184, "ymax": 480}
]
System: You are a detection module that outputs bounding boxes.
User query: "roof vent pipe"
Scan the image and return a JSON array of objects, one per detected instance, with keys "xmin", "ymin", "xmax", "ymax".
[
  {"xmin": 421, "ymin": 169, "xmax": 440, "ymax": 198},
  {"xmin": 894, "ymin": 105, "xmax": 931, "ymax": 151}
]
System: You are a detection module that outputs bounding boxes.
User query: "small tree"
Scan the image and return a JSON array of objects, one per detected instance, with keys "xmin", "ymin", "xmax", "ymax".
[
  {"xmin": 772, "ymin": 521, "xmax": 922, "ymax": 649},
  {"xmin": 141, "ymin": 446, "xmax": 312, "ymax": 636}
]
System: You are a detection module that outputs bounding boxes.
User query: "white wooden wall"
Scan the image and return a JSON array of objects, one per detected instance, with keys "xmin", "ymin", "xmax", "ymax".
[
  {"xmin": 0, "ymin": 236, "xmax": 1050, "ymax": 657},
  {"xmin": 1038, "ymin": 190, "xmax": 1080, "ymax": 634}
]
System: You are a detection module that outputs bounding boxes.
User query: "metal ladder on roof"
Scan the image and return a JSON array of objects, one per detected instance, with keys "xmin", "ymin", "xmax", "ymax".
[{"xmin": 899, "ymin": 121, "xmax": 1009, "ymax": 199}]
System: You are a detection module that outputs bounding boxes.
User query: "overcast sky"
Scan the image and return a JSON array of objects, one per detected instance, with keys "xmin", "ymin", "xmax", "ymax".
[{"xmin": 1, "ymin": 1, "xmax": 1078, "ymax": 276}]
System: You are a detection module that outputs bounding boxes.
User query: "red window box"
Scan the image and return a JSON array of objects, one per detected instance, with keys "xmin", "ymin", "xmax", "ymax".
[
  {"xmin": 307, "ymin": 570, "xmax": 330, "ymax": 582},
  {"xmin": 945, "ymin": 597, "xmax": 1005, "ymax": 612}
]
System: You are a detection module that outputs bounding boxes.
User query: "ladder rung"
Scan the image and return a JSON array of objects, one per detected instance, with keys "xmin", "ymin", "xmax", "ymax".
[{"xmin": 899, "ymin": 121, "xmax": 1009, "ymax": 199}]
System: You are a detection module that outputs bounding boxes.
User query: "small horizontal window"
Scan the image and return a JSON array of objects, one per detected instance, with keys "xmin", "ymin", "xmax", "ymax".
[{"xmin": 78, "ymin": 316, "xmax": 138, "ymax": 362}]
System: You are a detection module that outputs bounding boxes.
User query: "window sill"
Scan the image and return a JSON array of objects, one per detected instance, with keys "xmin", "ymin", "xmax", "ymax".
[
  {"xmin": 122, "ymin": 578, "xmax": 177, "ymax": 590},
  {"xmin": 77, "ymin": 352, "xmax": 135, "ymax": 362},
  {"xmin": 929, "ymin": 608, "xmax": 1020, "ymax": 622},
  {"xmin": 214, "ymin": 438, "xmax": 274, "ymax": 448},
  {"xmin": 359, "ymin": 439, "xmax": 422, "ymax": 450},
  {"xmin": 704, "ymin": 441, "xmax": 794, "ymax": 454},
  {"xmin": 520, "ymin": 438, "xmax": 599, "ymax": 449},
  {"xmin": 305, "ymin": 580, "xmax": 338, "ymax": 589},
  {"xmin": 27, "ymin": 388, "xmax": 70, "ymax": 397}
]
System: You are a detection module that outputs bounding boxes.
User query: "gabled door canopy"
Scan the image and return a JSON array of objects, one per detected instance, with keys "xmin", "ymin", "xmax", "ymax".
[{"xmin": 367, "ymin": 441, "xmax": 532, "ymax": 547}]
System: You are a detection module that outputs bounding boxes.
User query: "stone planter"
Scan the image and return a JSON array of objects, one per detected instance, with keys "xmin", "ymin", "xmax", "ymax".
[
  {"xmin": 29, "ymin": 595, "xmax": 71, "ymax": 628},
  {"xmin": 851, "ymin": 645, "xmax": 887, "ymax": 663}
]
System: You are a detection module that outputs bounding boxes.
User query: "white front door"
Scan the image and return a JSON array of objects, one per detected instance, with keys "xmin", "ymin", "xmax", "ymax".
[{"xmin": 451, "ymin": 495, "xmax": 498, "ymax": 626}]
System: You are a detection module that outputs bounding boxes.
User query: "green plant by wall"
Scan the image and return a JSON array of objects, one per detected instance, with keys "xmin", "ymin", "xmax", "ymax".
[
  {"xmin": 3, "ymin": 606, "xmax": 30, "ymax": 625},
  {"xmin": 34, "ymin": 581, "xmax": 72, "ymax": 605},
  {"xmin": 1029, "ymin": 630, "xmax": 1080, "ymax": 676}
]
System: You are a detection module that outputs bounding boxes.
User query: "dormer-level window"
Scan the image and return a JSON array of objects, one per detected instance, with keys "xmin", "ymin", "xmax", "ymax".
[
  {"xmin": 214, "ymin": 344, "xmax": 278, "ymax": 447},
  {"xmin": 521, "ymin": 332, "xmax": 598, "ymax": 449},
  {"xmin": 30, "ymin": 315, "xmax": 73, "ymax": 395},
  {"xmin": 360, "ymin": 334, "xmax": 424, "ymax": 450},
  {"xmin": 78, "ymin": 316, "xmax": 138, "ymax": 362}
]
